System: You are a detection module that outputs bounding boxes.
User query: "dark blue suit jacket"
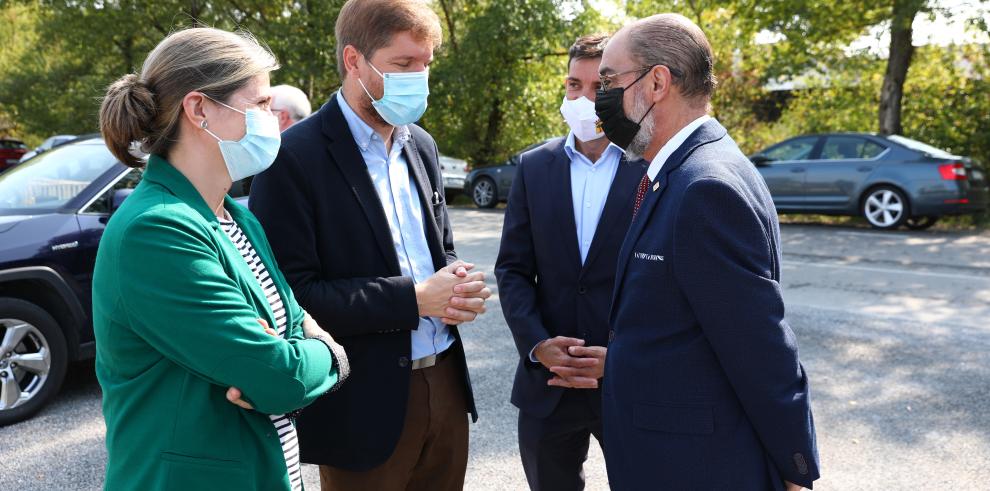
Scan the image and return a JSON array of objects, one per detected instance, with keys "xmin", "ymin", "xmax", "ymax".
[
  {"xmin": 495, "ymin": 137, "xmax": 645, "ymax": 417},
  {"xmin": 249, "ymin": 93, "xmax": 476, "ymax": 471},
  {"xmin": 603, "ymin": 120, "xmax": 819, "ymax": 490}
]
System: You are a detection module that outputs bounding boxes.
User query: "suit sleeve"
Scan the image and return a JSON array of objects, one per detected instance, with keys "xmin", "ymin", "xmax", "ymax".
[
  {"xmin": 115, "ymin": 211, "xmax": 336, "ymax": 416},
  {"xmin": 250, "ymin": 145, "xmax": 420, "ymax": 337},
  {"xmin": 494, "ymin": 157, "xmax": 551, "ymax": 362},
  {"xmin": 671, "ymin": 177, "xmax": 819, "ymax": 488}
]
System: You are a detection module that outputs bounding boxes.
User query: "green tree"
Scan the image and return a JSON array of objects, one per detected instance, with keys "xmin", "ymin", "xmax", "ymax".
[{"xmin": 427, "ymin": 0, "xmax": 615, "ymax": 165}]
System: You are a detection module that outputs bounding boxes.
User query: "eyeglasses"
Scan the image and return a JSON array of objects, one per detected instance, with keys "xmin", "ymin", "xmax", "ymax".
[{"xmin": 598, "ymin": 65, "xmax": 683, "ymax": 91}]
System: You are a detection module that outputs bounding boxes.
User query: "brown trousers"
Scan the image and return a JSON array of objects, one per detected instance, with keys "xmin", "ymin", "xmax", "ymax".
[{"xmin": 319, "ymin": 351, "xmax": 470, "ymax": 491}]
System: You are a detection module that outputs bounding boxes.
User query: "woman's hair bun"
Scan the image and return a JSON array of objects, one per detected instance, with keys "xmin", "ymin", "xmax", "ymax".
[{"xmin": 99, "ymin": 73, "xmax": 157, "ymax": 168}]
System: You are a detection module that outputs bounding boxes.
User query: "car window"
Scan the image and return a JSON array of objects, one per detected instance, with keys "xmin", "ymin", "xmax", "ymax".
[
  {"xmin": 0, "ymin": 142, "xmax": 118, "ymax": 215},
  {"xmin": 84, "ymin": 168, "xmax": 143, "ymax": 214},
  {"xmin": 763, "ymin": 137, "xmax": 817, "ymax": 161},
  {"xmin": 1, "ymin": 140, "xmax": 26, "ymax": 150},
  {"xmin": 885, "ymin": 134, "xmax": 959, "ymax": 159},
  {"xmin": 821, "ymin": 137, "xmax": 886, "ymax": 160}
]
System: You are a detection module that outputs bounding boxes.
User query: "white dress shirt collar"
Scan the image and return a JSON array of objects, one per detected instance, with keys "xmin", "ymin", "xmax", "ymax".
[
  {"xmin": 563, "ymin": 131, "xmax": 623, "ymax": 164},
  {"xmin": 646, "ymin": 115, "xmax": 712, "ymax": 181}
]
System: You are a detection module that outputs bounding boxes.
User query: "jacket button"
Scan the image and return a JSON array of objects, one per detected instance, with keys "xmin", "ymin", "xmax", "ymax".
[
  {"xmin": 608, "ymin": 330, "xmax": 615, "ymax": 342},
  {"xmin": 578, "ymin": 286, "xmax": 587, "ymax": 294},
  {"xmin": 793, "ymin": 453, "xmax": 808, "ymax": 475},
  {"xmin": 398, "ymin": 356, "xmax": 410, "ymax": 368}
]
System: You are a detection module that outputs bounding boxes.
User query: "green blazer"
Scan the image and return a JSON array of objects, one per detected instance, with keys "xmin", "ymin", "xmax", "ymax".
[{"xmin": 93, "ymin": 155, "xmax": 338, "ymax": 490}]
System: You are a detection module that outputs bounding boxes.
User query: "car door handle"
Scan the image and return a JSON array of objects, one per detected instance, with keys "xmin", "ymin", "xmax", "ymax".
[
  {"xmin": 790, "ymin": 168, "xmax": 806, "ymax": 173},
  {"xmin": 858, "ymin": 166, "xmax": 873, "ymax": 172}
]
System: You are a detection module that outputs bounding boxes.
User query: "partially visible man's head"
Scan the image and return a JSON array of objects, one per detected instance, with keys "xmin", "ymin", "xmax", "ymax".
[
  {"xmin": 600, "ymin": 14, "xmax": 716, "ymax": 160},
  {"xmin": 270, "ymin": 84, "xmax": 311, "ymax": 132},
  {"xmin": 566, "ymin": 34, "xmax": 609, "ymax": 102},
  {"xmin": 335, "ymin": 0, "xmax": 441, "ymax": 125}
]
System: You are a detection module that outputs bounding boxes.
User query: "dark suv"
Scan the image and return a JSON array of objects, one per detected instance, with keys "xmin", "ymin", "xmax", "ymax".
[{"xmin": 0, "ymin": 136, "xmax": 247, "ymax": 425}]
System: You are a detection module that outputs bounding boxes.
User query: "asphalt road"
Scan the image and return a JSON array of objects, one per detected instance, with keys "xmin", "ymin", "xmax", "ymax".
[{"xmin": 2, "ymin": 207, "xmax": 989, "ymax": 490}]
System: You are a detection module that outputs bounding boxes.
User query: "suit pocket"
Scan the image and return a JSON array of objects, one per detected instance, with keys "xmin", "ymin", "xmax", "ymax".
[
  {"xmin": 162, "ymin": 452, "xmax": 250, "ymax": 489},
  {"xmin": 633, "ymin": 402, "xmax": 714, "ymax": 435},
  {"xmin": 629, "ymin": 250, "xmax": 669, "ymax": 277}
]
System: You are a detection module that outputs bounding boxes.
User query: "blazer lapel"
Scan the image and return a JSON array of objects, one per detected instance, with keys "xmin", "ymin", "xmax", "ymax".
[
  {"xmin": 549, "ymin": 144, "xmax": 583, "ymax": 271},
  {"xmin": 581, "ymin": 155, "xmax": 644, "ymax": 273},
  {"xmin": 402, "ymin": 136, "xmax": 446, "ymax": 270},
  {"xmin": 322, "ymin": 94, "xmax": 402, "ymax": 275},
  {"xmin": 613, "ymin": 120, "xmax": 728, "ymax": 291}
]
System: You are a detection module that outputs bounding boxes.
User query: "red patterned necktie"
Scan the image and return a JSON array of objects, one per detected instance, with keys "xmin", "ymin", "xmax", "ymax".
[{"xmin": 632, "ymin": 173, "xmax": 651, "ymax": 218}]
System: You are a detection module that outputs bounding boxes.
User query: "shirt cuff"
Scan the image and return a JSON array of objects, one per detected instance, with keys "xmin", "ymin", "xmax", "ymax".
[{"xmin": 529, "ymin": 343, "xmax": 540, "ymax": 363}]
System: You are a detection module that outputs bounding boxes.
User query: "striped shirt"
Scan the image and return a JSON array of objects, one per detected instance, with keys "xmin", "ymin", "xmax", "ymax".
[{"xmin": 219, "ymin": 213, "xmax": 303, "ymax": 491}]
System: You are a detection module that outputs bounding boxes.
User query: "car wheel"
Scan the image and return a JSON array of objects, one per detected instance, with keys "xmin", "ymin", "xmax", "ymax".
[
  {"xmin": 905, "ymin": 216, "xmax": 939, "ymax": 231},
  {"xmin": 0, "ymin": 298, "xmax": 68, "ymax": 426},
  {"xmin": 471, "ymin": 177, "xmax": 497, "ymax": 209},
  {"xmin": 862, "ymin": 186, "xmax": 910, "ymax": 230}
]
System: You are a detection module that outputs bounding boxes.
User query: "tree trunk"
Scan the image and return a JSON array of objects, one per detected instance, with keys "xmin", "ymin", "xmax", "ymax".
[
  {"xmin": 438, "ymin": 0, "xmax": 459, "ymax": 52},
  {"xmin": 878, "ymin": 1, "xmax": 923, "ymax": 135}
]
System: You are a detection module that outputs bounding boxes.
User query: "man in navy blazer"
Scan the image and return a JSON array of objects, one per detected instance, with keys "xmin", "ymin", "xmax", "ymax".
[
  {"xmin": 595, "ymin": 14, "xmax": 819, "ymax": 490},
  {"xmin": 495, "ymin": 34, "xmax": 646, "ymax": 491}
]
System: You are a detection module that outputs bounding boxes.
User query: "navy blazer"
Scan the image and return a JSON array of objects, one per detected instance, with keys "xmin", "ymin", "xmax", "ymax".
[
  {"xmin": 603, "ymin": 120, "xmax": 819, "ymax": 490},
  {"xmin": 495, "ymin": 137, "xmax": 644, "ymax": 418},
  {"xmin": 249, "ymin": 93, "xmax": 476, "ymax": 471}
]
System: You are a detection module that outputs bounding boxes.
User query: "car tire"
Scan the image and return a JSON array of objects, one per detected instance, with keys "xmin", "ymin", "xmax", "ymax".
[
  {"xmin": 861, "ymin": 186, "xmax": 910, "ymax": 230},
  {"xmin": 905, "ymin": 216, "xmax": 939, "ymax": 231},
  {"xmin": 471, "ymin": 177, "xmax": 498, "ymax": 209},
  {"xmin": 0, "ymin": 298, "xmax": 68, "ymax": 426}
]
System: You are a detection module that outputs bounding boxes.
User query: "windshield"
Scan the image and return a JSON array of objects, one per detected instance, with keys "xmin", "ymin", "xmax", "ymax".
[
  {"xmin": 886, "ymin": 135, "xmax": 958, "ymax": 159},
  {"xmin": 0, "ymin": 142, "xmax": 117, "ymax": 215}
]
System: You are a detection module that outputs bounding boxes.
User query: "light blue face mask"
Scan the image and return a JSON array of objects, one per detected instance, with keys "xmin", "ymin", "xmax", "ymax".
[
  {"xmin": 201, "ymin": 95, "xmax": 281, "ymax": 182},
  {"xmin": 358, "ymin": 60, "xmax": 430, "ymax": 126}
]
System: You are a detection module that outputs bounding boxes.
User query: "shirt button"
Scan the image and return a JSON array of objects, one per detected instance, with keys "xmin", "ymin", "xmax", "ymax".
[{"xmin": 585, "ymin": 202, "xmax": 591, "ymax": 207}]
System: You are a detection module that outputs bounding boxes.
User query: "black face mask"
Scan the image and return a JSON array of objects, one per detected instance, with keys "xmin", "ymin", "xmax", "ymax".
[{"xmin": 594, "ymin": 70, "xmax": 656, "ymax": 150}]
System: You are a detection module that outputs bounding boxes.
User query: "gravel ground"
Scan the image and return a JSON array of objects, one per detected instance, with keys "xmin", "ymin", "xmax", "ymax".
[{"xmin": 1, "ymin": 208, "xmax": 988, "ymax": 490}]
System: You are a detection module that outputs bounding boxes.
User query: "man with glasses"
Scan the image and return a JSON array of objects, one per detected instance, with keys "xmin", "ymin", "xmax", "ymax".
[
  {"xmin": 595, "ymin": 14, "xmax": 819, "ymax": 490},
  {"xmin": 495, "ymin": 34, "xmax": 645, "ymax": 491}
]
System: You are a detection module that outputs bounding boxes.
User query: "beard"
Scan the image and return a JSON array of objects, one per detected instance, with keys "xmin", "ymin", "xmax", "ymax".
[
  {"xmin": 360, "ymin": 91, "xmax": 390, "ymax": 127},
  {"xmin": 624, "ymin": 91, "xmax": 656, "ymax": 162},
  {"xmin": 357, "ymin": 74, "xmax": 390, "ymax": 127}
]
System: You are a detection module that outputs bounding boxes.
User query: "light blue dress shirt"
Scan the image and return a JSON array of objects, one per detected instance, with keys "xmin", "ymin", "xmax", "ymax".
[
  {"xmin": 336, "ymin": 92, "xmax": 454, "ymax": 361},
  {"xmin": 565, "ymin": 132, "xmax": 623, "ymax": 264},
  {"xmin": 529, "ymin": 132, "xmax": 623, "ymax": 362}
]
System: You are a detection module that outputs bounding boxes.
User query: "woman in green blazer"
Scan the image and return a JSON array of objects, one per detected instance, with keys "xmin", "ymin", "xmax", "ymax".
[{"xmin": 93, "ymin": 28, "xmax": 347, "ymax": 490}]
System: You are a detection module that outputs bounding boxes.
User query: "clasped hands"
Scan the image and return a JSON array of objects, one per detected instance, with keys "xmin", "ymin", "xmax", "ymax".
[
  {"xmin": 534, "ymin": 336, "xmax": 606, "ymax": 389},
  {"xmin": 415, "ymin": 260, "xmax": 492, "ymax": 325},
  {"xmin": 228, "ymin": 261, "xmax": 491, "ymax": 411}
]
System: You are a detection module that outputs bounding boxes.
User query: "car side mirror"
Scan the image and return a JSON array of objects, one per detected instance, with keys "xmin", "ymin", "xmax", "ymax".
[
  {"xmin": 110, "ymin": 188, "xmax": 133, "ymax": 213},
  {"xmin": 750, "ymin": 155, "xmax": 773, "ymax": 167}
]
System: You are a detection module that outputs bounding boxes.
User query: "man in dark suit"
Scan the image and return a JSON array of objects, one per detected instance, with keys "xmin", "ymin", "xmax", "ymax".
[
  {"xmin": 495, "ymin": 34, "xmax": 645, "ymax": 491},
  {"xmin": 249, "ymin": 1, "xmax": 490, "ymax": 489},
  {"xmin": 594, "ymin": 14, "xmax": 819, "ymax": 490}
]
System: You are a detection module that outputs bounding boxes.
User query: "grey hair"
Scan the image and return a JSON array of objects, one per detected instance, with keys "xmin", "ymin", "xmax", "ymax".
[
  {"xmin": 625, "ymin": 13, "xmax": 717, "ymax": 100},
  {"xmin": 271, "ymin": 84, "xmax": 312, "ymax": 121}
]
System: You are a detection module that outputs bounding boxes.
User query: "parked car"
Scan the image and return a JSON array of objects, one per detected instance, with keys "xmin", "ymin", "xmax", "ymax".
[
  {"xmin": 18, "ymin": 134, "xmax": 77, "ymax": 163},
  {"xmin": 0, "ymin": 139, "xmax": 29, "ymax": 172},
  {"xmin": 464, "ymin": 139, "xmax": 553, "ymax": 208},
  {"xmin": 750, "ymin": 133, "xmax": 989, "ymax": 230},
  {"xmin": 438, "ymin": 154, "xmax": 468, "ymax": 197},
  {"xmin": 0, "ymin": 136, "xmax": 248, "ymax": 425}
]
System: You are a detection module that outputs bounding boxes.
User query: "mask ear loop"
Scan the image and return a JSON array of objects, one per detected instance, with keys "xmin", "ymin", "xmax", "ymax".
[{"xmin": 357, "ymin": 58, "xmax": 385, "ymax": 102}]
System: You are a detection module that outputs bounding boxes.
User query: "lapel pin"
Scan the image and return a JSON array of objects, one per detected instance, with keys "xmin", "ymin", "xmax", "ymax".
[{"xmin": 652, "ymin": 182, "xmax": 660, "ymax": 192}]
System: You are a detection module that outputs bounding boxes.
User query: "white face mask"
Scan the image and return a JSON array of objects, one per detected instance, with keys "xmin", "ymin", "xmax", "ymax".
[{"xmin": 560, "ymin": 95, "xmax": 606, "ymax": 143}]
